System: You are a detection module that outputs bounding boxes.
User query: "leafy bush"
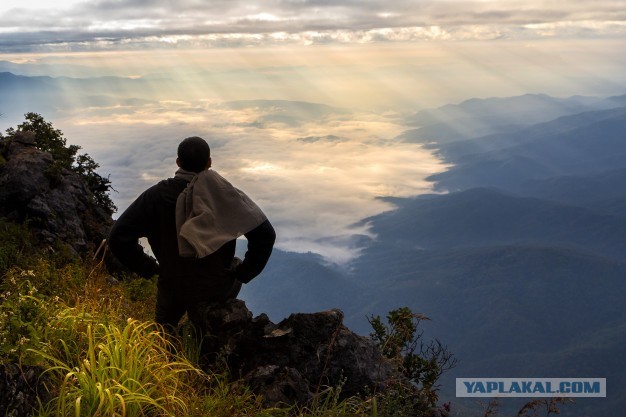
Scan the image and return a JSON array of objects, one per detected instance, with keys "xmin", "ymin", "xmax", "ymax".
[
  {"xmin": 368, "ymin": 307, "xmax": 457, "ymax": 415},
  {"xmin": 0, "ymin": 272, "xmax": 50, "ymax": 363}
]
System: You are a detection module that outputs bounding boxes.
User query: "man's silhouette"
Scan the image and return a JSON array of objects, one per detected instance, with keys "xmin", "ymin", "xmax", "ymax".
[{"xmin": 109, "ymin": 136, "xmax": 275, "ymax": 333}]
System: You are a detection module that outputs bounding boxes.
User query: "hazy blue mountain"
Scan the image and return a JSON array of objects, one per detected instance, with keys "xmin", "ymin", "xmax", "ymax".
[
  {"xmin": 0, "ymin": 60, "xmax": 98, "ymax": 77},
  {"xmin": 427, "ymin": 107, "xmax": 626, "ymax": 191},
  {"xmin": 358, "ymin": 99, "xmax": 626, "ymax": 415},
  {"xmin": 0, "ymin": 72, "xmax": 162, "ymax": 125},
  {"xmin": 0, "ymin": 72, "xmax": 59, "ymax": 93},
  {"xmin": 585, "ymin": 196, "xmax": 626, "ymax": 217},
  {"xmin": 399, "ymin": 121, "xmax": 525, "ymax": 147},
  {"xmin": 402, "ymin": 93, "xmax": 626, "ymax": 144},
  {"xmin": 347, "ymin": 207, "xmax": 626, "ymax": 416},
  {"xmin": 0, "ymin": 72, "xmax": 158, "ymax": 97},
  {"xmin": 349, "ymin": 241, "xmax": 626, "ymax": 338},
  {"xmin": 359, "ymin": 188, "xmax": 626, "ymax": 261},
  {"xmin": 433, "ymin": 106, "xmax": 626, "ymax": 161},
  {"xmin": 408, "ymin": 94, "xmax": 602, "ymax": 126},
  {"xmin": 239, "ymin": 249, "xmax": 363, "ymax": 322},
  {"xmin": 0, "ymin": 72, "xmax": 64, "ymax": 121},
  {"xmin": 518, "ymin": 167, "xmax": 626, "ymax": 213}
]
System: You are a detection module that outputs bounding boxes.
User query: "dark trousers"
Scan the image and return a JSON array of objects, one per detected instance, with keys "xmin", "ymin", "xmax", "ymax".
[{"xmin": 155, "ymin": 273, "xmax": 242, "ymax": 335}]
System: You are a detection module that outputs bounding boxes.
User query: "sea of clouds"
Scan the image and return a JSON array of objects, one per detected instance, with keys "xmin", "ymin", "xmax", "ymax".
[{"xmin": 44, "ymin": 96, "xmax": 447, "ymax": 263}]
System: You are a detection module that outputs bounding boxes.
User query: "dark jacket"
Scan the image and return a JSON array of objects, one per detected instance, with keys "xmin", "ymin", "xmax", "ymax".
[{"xmin": 108, "ymin": 176, "xmax": 275, "ymax": 285}]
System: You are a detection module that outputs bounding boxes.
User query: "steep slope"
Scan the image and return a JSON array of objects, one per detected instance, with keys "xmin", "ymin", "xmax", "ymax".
[{"xmin": 362, "ymin": 188, "xmax": 626, "ymax": 261}]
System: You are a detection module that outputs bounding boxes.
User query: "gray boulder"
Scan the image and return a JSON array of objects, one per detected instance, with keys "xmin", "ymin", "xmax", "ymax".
[
  {"xmin": 0, "ymin": 132, "xmax": 112, "ymax": 254},
  {"xmin": 194, "ymin": 299, "xmax": 398, "ymax": 407},
  {"xmin": 0, "ymin": 364, "xmax": 50, "ymax": 417}
]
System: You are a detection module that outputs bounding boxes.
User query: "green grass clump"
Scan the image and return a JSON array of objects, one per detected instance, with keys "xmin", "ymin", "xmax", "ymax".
[
  {"xmin": 0, "ymin": 260, "xmax": 274, "ymax": 416},
  {"xmin": 34, "ymin": 314, "xmax": 199, "ymax": 417}
]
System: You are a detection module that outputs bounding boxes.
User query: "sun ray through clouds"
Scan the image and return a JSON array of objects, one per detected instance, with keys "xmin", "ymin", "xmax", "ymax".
[{"xmin": 1, "ymin": 0, "xmax": 625, "ymax": 261}]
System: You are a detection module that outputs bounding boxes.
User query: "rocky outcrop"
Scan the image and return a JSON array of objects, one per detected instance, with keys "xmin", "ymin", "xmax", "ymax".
[
  {"xmin": 0, "ymin": 131, "xmax": 112, "ymax": 255},
  {"xmin": 194, "ymin": 299, "xmax": 398, "ymax": 406},
  {"xmin": 0, "ymin": 364, "xmax": 50, "ymax": 417}
]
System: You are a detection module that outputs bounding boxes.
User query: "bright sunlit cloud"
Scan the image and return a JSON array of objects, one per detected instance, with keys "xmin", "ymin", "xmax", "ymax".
[{"xmin": 1, "ymin": 0, "xmax": 83, "ymax": 10}]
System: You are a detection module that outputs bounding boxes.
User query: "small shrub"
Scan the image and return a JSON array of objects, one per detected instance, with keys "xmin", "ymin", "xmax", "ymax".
[
  {"xmin": 0, "ymin": 272, "xmax": 52, "ymax": 363},
  {"xmin": 122, "ymin": 276, "xmax": 157, "ymax": 303},
  {"xmin": 368, "ymin": 307, "xmax": 457, "ymax": 415}
]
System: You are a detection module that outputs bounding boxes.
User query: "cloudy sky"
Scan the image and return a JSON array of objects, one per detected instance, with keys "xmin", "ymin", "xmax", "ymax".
[
  {"xmin": 0, "ymin": 0, "xmax": 625, "ymax": 51},
  {"xmin": 1, "ymin": 0, "xmax": 625, "ymax": 262}
]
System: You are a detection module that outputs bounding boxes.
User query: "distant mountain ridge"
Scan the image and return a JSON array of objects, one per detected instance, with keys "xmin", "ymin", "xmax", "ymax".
[
  {"xmin": 425, "ymin": 107, "xmax": 626, "ymax": 192},
  {"xmin": 518, "ymin": 166, "xmax": 626, "ymax": 214},
  {"xmin": 0, "ymin": 72, "xmax": 351, "ymax": 129},
  {"xmin": 407, "ymin": 92, "xmax": 626, "ymax": 128},
  {"xmin": 0, "ymin": 71, "xmax": 162, "ymax": 122},
  {"xmin": 0, "ymin": 71, "xmax": 156, "ymax": 92},
  {"xmin": 364, "ymin": 187, "xmax": 626, "ymax": 260},
  {"xmin": 402, "ymin": 93, "xmax": 626, "ymax": 145},
  {"xmin": 433, "ymin": 106, "xmax": 626, "ymax": 160}
]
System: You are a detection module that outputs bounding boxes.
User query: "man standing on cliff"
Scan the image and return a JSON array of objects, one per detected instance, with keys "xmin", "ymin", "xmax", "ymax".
[{"xmin": 108, "ymin": 136, "xmax": 275, "ymax": 334}]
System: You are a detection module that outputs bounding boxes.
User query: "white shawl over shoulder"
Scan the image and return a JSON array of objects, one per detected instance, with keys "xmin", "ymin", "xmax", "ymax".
[{"xmin": 175, "ymin": 169, "xmax": 267, "ymax": 258}]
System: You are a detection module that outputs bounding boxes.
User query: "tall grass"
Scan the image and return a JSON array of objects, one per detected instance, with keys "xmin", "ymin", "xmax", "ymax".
[{"xmin": 33, "ymin": 313, "xmax": 200, "ymax": 417}]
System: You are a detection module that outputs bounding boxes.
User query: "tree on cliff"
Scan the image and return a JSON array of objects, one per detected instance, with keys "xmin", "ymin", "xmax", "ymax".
[{"xmin": 1, "ymin": 112, "xmax": 116, "ymax": 215}]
